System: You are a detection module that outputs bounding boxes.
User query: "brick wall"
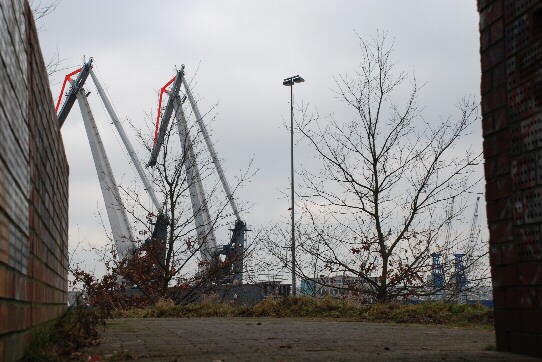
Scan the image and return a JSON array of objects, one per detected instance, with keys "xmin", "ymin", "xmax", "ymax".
[
  {"xmin": 479, "ymin": 0, "xmax": 542, "ymax": 357},
  {"xmin": 0, "ymin": 1, "xmax": 69, "ymax": 360}
]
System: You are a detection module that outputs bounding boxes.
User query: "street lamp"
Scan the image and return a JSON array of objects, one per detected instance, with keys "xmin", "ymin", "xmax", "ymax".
[{"xmin": 283, "ymin": 74, "xmax": 304, "ymax": 296}]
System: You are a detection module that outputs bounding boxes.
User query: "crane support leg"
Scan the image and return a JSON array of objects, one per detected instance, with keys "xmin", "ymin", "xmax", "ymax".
[
  {"xmin": 173, "ymin": 98, "xmax": 217, "ymax": 263},
  {"xmin": 90, "ymin": 69, "xmax": 161, "ymax": 212},
  {"xmin": 76, "ymin": 87, "xmax": 135, "ymax": 261},
  {"xmin": 182, "ymin": 77, "xmax": 241, "ymax": 221}
]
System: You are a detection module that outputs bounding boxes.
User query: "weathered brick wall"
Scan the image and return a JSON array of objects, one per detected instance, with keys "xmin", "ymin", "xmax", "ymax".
[
  {"xmin": 0, "ymin": 1, "xmax": 69, "ymax": 360},
  {"xmin": 479, "ymin": 0, "xmax": 542, "ymax": 357}
]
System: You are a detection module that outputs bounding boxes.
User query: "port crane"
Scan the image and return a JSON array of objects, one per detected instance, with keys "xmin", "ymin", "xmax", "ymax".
[
  {"xmin": 149, "ymin": 67, "xmax": 247, "ymax": 284},
  {"xmin": 56, "ymin": 58, "xmax": 246, "ymax": 283}
]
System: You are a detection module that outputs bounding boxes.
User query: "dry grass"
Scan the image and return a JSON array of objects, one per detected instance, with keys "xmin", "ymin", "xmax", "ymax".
[
  {"xmin": 113, "ymin": 296, "xmax": 494, "ymax": 328},
  {"xmin": 365, "ymin": 302, "xmax": 493, "ymax": 326}
]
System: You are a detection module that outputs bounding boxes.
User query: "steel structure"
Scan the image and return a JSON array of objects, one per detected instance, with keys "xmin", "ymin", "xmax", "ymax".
[
  {"xmin": 454, "ymin": 253, "xmax": 468, "ymax": 303},
  {"xmin": 467, "ymin": 195, "xmax": 482, "ymax": 247},
  {"xmin": 56, "ymin": 58, "xmax": 167, "ymax": 262},
  {"xmin": 431, "ymin": 252, "xmax": 445, "ymax": 299},
  {"xmin": 150, "ymin": 69, "xmax": 247, "ymax": 284},
  {"xmin": 76, "ymin": 84, "xmax": 136, "ymax": 260},
  {"xmin": 57, "ymin": 59, "xmax": 246, "ymax": 283}
]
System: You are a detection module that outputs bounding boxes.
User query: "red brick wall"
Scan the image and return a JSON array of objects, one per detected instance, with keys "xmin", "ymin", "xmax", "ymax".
[
  {"xmin": 480, "ymin": 0, "xmax": 542, "ymax": 357},
  {"xmin": 0, "ymin": 1, "xmax": 69, "ymax": 361}
]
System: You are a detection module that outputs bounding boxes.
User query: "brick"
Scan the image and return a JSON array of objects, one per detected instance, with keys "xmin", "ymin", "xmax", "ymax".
[
  {"xmin": 511, "ymin": 154, "xmax": 537, "ymax": 190},
  {"xmin": 481, "ymin": 40, "xmax": 506, "ymax": 72},
  {"xmin": 508, "ymin": 332, "xmax": 540, "ymax": 356},
  {"xmin": 480, "ymin": 0, "xmax": 504, "ymax": 30},
  {"xmin": 482, "ymin": 113, "xmax": 495, "ymax": 136},
  {"xmin": 486, "ymin": 153, "xmax": 511, "ymax": 179},
  {"xmin": 495, "ymin": 328, "xmax": 508, "ymax": 351},
  {"xmin": 490, "ymin": 18, "xmax": 505, "ymax": 44},
  {"xmin": 478, "ymin": 0, "xmax": 489, "ymax": 13},
  {"xmin": 486, "ymin": 197, "xmax": 512, "ymax": 222},
  {"xmin": 480, "ymin": 27, "xmax": 491, "ymax": 52},
  {"xmin": 490, "ymin": 244, "xmax": 502, "ymax": 265},
  {"xmin": 491, "ymin": 265, "xmax": 518, "ymax": 286},
  {"xmin": 483, "ymin": 130, "xmax": 511, "ymax": 159},
  {"xmin": 493, "ymin": 62, "xmax": 507, "ymax": 90},
  {"xmin": 520, "ymin": 310, "xmax": 542, "ymax": 333},
  {"xmin": 493, "ymin": 286, "xmax": 506, "ymax": 307},
  {"xmin": 505, "ymin": 286, "xmax": 537, "ymax": 308},
  {"xmin": 494, "ymin": 309, "xmax": 521, "ymax": 332},
  {"xmin": 501, "ymin": 241, "xmax": 517, "ymax": 264},
  {"xmin": 482, "ymin": 84, "xmax": 507, "ymax": 114},
  {"xmin": 0, "ymin": 2, "xmax": 69, "ymax": 360},
  {"xmin": 489, "ymin": 219, "xmax": 514, "ymax": 243},
  {"xmin": 518, "ymin": 264, "xmax": 542, "ymax": 285}
]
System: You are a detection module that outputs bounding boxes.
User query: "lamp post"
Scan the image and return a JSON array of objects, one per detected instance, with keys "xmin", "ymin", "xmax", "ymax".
[{"xmin": 283, "ymin": 74, "xmax": 304, "ymax": 296}]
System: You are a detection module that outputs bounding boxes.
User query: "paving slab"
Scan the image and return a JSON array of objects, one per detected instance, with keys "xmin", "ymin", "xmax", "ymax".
[{"xmin": 84, "ymin": 318, "xmax": 538, "ymax": 361}]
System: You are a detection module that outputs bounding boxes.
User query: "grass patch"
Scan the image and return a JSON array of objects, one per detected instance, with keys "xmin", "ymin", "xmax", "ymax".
[
  {"xmin": 112, "ymin": 296, "xmax": 493, "ymax": 328},
  {"xmin": 364, "ymin": 302, "xmax": 493, "ymax": 326}
]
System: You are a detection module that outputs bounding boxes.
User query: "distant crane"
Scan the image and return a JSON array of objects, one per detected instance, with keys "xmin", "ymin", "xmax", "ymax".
[
  {"xmin": 431, "ymin": 252, "xmax": 445, "ymax": 299},
  {"xmin": 454, "ymin": 253, "xmax": 468, "ymax": 303},
  {"xmin": 467, "ymin": 195, "xmax": 482, "ymax": 247}
]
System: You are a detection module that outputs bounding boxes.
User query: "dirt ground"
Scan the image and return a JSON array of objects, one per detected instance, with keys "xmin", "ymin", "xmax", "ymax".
[{"xmin": 83, "ymin": 318, "xmax": 538, "ymax": 361}]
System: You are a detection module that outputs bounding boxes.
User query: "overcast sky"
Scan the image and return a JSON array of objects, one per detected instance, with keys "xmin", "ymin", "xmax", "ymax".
[{"xmin": 36, "ymin": 1, "xmax": 485, "ymax": 276}]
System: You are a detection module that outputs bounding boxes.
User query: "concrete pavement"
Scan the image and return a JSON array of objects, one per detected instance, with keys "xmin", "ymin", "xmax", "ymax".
[{"xmin": 84, "ymin": 318, "xmax": 538, "ymax": 361}]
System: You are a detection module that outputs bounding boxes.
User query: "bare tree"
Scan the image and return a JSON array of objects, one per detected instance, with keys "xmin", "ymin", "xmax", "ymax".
[
  {"xmin": 271, "ymin": 32, "xmax": 487, "ymax": 302},
  {"xmin": 29, "ymin": 0, "xmax": 71, "ymax": 79},
  {"xmin": 29, "ymin": 0, "xmax": 60, "ymax": 23}
]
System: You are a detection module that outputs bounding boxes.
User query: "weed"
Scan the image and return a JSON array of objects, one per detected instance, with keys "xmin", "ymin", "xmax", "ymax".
[{"xmin": 22, "ymin": 305, "xmax": 104, "ymax": 361}]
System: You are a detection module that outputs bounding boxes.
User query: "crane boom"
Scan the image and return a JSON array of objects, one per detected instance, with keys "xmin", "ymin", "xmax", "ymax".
[
  {"xmin": 57, "ymin": 59, "xmax": 93, "ymax": 128},
  {"xmin": 148, "ymin": 66, "xmax": 185, "ymax": 167},
  {"xmin": 76, "ymin": 86, "xmax": 136, "ymax": 260}
]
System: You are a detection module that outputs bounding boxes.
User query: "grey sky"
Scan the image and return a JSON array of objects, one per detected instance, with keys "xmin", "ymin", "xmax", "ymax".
[{"xmin": 36, "ymin": 1, "xmax": 484, "ymax": 275}]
